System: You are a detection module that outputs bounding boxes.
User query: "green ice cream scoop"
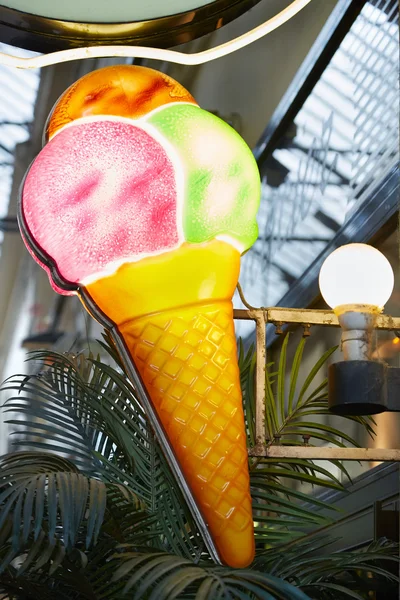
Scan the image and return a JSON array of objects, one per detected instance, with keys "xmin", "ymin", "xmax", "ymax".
[{"xmin": 147, "ymin": 104, "xmax": 260, "ymax": 253}]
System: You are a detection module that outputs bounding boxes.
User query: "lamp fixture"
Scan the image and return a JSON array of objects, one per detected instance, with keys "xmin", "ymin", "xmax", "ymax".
[
  {"xmin": 319, "ymin": 244, "xmax": 395, "ymax": 416},
  {"xmin": 0, "ymin": 0, "xmax": 312, "ymax": 68},
  {"xmin": 319, "ymin": 243, "xmax": 394, "ymax": 317},
  {"xmin": 235, "ymin": 242, "xmax": 399, "ymax": 462}
]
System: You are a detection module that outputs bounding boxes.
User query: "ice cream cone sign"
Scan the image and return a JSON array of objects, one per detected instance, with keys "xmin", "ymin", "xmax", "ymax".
[{"xmin": 19, "ymin": 65, "xmax": 261, "ymax": 568}]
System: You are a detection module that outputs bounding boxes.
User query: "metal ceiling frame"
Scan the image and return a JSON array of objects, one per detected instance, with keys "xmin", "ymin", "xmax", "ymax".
[
  {"xmin": 246, "ymin": 0, "xmax": 399, "ymax": 346},
  {"xmin": 254, "ymin": 0, "xmax": 367, "ymax": 165}
]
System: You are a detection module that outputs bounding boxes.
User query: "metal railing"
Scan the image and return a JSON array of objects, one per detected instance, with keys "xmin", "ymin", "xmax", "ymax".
[{"xmin": 233, "ymin": 306, "xmax": 400, "ymax": 461}]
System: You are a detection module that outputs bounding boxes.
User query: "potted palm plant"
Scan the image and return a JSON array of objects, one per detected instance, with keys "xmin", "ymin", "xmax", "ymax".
[{"xmin": 0, "ymin": 334, "xmax": 398, "ymax": 599}]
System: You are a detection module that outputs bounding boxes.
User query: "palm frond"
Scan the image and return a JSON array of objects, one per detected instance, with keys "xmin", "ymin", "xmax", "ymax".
[
  {"xmin": 255, "ymin": 536, "xmax": 399, "ymax": 599},
  {"xmin": 0, "ymin": 335, "xmax": 397, "ymax": 600},
  {"xmin": 260, "ymin": 334, "xmax": 376, "ymax": 460},
  {"xmin": 0, "ymin": 452, "xmax": 108, "ymax": 569},
  {"xmin": 110, "ymin": 550, "xmax": 312, "ymax": 600},
  {"xmin": 2, "ymin": 350, "xmax": 205, "ymax": 560},
  {"xmin": 238, "ymin": 340, "xmax": 257, "ymax": 447}
]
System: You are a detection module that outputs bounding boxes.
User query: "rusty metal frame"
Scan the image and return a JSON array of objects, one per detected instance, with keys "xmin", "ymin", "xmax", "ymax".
[{"xmin": 233, "ymin": 307, "xmax": 400, "ymax": 462}]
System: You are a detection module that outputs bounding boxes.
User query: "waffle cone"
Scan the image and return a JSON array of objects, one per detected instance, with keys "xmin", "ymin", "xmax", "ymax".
[{"xmin": 84, "ymin": 241, "xmax": 254, "ymax": 567}]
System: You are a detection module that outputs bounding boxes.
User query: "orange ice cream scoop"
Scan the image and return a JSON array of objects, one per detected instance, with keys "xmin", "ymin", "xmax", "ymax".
[{"xmin": 46, "ymin": 64, "xmax": 197, "ymax": 140}]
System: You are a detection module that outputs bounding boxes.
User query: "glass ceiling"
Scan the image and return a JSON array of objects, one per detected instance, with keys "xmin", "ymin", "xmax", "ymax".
[
  {"xmin": 0, "ymin": 42, "xmax": 40, "ymax": 249},
  {"xmin": 236, "ymin": 0, "xmax": 399, "ymax": 337}
]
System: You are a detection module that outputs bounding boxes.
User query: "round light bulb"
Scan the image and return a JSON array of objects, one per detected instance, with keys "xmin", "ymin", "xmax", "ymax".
[{"xmin": 319, "ymin": 243, "xmax": 394, "ymax": 312}]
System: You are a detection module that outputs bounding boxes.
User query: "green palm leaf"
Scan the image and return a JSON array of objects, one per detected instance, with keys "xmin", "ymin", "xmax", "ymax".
[
  {"xmin": 0, "ymin": 336, "xmax": 396, "ymax": 600},
  {"xmin": 2, "ymin": 350, "xmax": 205, "ymax": 560},
  {"xmin": 0, "ymin": 452, "xmax": 107, "ymax": 568},
  {"xmin": 111, "ymin": 551, "xmax": 311, "ymax": 599},
  {"xmin": 260, "ymin": 334, "xmax": 375, "ymax": 452},
  {"xmin": 238, "ymin": 340, "xmax": 257, "ymax": 446},
  {"xmin": 287, "ymin": 338, "xmax": 306, "ymax": 415},
  {"xmin": 247, "ymin": 334, "xmax": 379, "ymax": 548},
  {"xmin": 277, "ymin": 334, "xmax": 289, "ymax": 424},
  {"xmin": 254, "ymin": 536, "xmax": 399, "ymax": 599}
]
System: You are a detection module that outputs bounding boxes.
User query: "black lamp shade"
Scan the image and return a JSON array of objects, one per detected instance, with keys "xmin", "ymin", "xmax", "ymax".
[{"xmin": 328, "ymin": 360, "xmax": 387, "ymax": 416}]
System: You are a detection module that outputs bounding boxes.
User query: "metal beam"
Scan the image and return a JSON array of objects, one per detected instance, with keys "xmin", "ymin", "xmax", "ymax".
[
  {"xmin": 233, "ymin": 307, "xmax": 400, "ymax": 330},
  {"xmin": 254, "ymin": 313, "xmax": 266, "ymax": 445},
  {"xmin": 248, "ymin": 445, "xmax": 400, "ymax": 462},
  {"xmin": 254, "ymin": 0, "xmax": 365, "ymax": 164}
]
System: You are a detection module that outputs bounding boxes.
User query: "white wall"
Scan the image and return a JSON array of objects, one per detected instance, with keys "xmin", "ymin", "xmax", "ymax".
[
  {"xmin": 165, "ymin": 0, "xmax": 338, "ymax": 146},
  {"xmin": 0, "ymin": 60, "xmax": 103, "ymax": 452}
]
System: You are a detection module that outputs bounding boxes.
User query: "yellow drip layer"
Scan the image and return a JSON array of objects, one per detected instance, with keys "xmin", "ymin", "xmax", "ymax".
[{"xmin": 85, "ymin": 240, "xmax": 241, "ymax": 325}]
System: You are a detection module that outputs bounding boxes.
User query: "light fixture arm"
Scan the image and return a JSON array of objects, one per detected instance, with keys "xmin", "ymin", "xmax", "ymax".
[
  {"xmin": 338, "ymin": 310, "xmax": 378, "ymax": 361},
  {"xmin": 0, "ymin": 0, "xmax": 312, "ymax": 69},
  {"xmin": 233, "ymin": 306, "xmax": 400, "ymax": 461}
]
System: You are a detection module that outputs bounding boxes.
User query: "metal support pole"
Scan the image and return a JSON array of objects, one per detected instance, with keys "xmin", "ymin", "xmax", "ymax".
[{"xmin": 254, "ymin": 312, "xmax": 266, "ymax": 448}]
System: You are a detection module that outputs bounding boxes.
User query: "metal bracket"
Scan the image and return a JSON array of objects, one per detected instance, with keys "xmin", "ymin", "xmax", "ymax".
[{"xmin": 233, "ymin": 306, "xmax": 400, "ymax": 462}]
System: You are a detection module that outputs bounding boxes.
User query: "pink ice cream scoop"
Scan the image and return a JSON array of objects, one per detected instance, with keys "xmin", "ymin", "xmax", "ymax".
[
  {"xmin": 21, "ymin": 230, "xmax": 73, "ymax": 295},
  {"xmin": 21, "ymin": 119, "xmax": 180, "ymax": 290}
]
